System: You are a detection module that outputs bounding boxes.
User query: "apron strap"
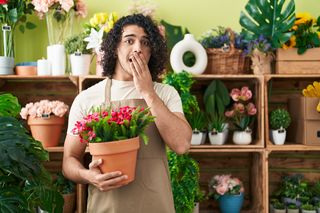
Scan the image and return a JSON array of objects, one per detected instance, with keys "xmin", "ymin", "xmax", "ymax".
[{"xmin": 105, "ymin": 78, "xmax": 112, "ymax": 105}]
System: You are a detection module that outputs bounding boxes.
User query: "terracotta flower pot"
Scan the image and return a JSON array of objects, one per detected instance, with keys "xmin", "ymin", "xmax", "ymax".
[
  {"xmin": 88, "ymin": 137, "xmax": 140, "ymax": 185},
  {"xmin": 63, "ymin": 193, "xmax": 75, "ymax": 213},
  {"xmin": 28, "ymin": 115, "xmax": 65, "ymax": 148}
]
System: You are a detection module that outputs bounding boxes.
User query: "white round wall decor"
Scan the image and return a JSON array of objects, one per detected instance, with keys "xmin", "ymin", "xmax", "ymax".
[{"xmin": 170, "ymin": 34, "xmax": 207, "ymax": 74}]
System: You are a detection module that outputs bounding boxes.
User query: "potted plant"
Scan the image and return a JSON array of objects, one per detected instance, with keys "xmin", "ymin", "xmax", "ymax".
[
  {"xmin": 301, "ymin": 204, "xmax": 317, "ymax": 213},
  {"xmin": 203, "ymin": 80, "xmax": 230, "ymax": 145},
  {"xmin": 272, "ymin": 201, "xmax": 286, "ymax": 213},
  {"xmin": 167, "ymin": 150, "xmax": 201, "ymax": 213},
  {"xmin": 244, "ymin": 35, "xmax": 274, "ymax": 75},
  {"xmin": 73, "ymin": 105, "xmax": 155, "ymax": 184},
  {"xmin": 0, "ymin": 0, "xmax": 36, "ymax": 75},
  {"xmin": 20, "ymin": 100, "xmax": 69, "ymax": 148},
  {"xmin": 209, "ymin": 174, "xmax": 244, "ymax": 213},
  {"xmin": 186, "ymin": 110, "xmax": 207, "ymax": 145},
  {"xmin": 64, "ymin": 33, "xmax": 92, "ymax": 76},
  {"xmin": 0, "ymin": 93, "xmax": 63, "ymax": 212},
  {"xmin": 224, "ymin": 86, "xmax": 257, "ymax": 145},
  {"xmin": 269, "ymin": 108, "xmax": 292, "ymax": 145},
  {"xmin": 54, "ymin": 172, "xmax": 76, "ymax": 213},
  {"xmin": 287, "ymin": 203, "xmax": 299, "ymax": 213},
  {"xmin": 193, "ymin": 188, "xmax": 206, "ymax": 213},
  {"xmin": 208, "ymin": 114, "xmax": 228, "ymax": 145}
]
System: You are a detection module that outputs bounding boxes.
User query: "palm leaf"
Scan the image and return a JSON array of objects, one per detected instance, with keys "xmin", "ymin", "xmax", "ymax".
[{"xmin": 240, "ymin": 0, "xmax": 296, "ymax": 48}]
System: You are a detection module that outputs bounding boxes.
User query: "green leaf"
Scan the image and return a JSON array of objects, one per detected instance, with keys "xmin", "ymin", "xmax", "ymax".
[
  {"xmin": 160, "ymin": 20, "xmax": 189, "ymax": 50},
  {"xmin": 19, "ymin": 25, "xmax": 25, "ymax": 33},
  {"xmin": 26, "ymin": 22, "xmax": 36, "ymax": 30},
  {"xmin": 0, "ymin": 93, "xmax": 21, "ymax": 117},
  {"xmin": 240, "ymin": 0, "xmax": 296, "ymax": 48}
]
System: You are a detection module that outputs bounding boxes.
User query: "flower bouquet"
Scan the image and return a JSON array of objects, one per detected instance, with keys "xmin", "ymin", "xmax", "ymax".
[
  {"xmin": 20, "ymin": 100, "xmax": 69, "ymax": 147},
  {"xmin": 225, "ymin": 86, "xmax": 257, "ymax": 145},
  {"xmin": 72, "ymin": 105, "xmax": 155, "ymax": 184},
  {"xmin": 209, "ymin": 174, "xmax": 244, "ymax": 213},
  {"xmin": 83, "ymin": 11, "xmax": 119, "ymax": 75}
]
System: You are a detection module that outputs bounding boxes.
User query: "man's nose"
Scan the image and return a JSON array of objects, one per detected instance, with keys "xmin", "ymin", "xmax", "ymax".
[{"xmin": 133, "ymin": 42, "xmax": 142, "ymax": 53}]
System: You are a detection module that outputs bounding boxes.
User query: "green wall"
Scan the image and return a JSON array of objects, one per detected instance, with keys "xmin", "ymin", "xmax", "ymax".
[{"xmin": 14, "ymin": 0, "xmax": 320, "ymax": 63}]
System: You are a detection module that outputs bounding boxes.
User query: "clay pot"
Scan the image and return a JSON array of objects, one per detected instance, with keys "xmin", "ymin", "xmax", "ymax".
[
  {"xmin": 88, "ymin": 137, "xmax": 140, "ymax": 185},
  {"xmin": 28, "ymin": 115, "xmax": 64, "ymax": 147}
]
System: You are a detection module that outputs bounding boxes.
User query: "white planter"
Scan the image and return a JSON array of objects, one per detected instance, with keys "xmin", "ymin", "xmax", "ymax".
[
  {"xmin": 70, "ymin": 54, "xmax": 91, "ymax": 76},
  {"xmin": 0, "ymin": 56, "xmax": 14, "ymax": 75},
  {"xmin": 232, "ymin": 129, "xmax": 252, "ymax": 145},
  {"xmin": 271, "ymin": 129, "xmax": 286, "ymax": 145},
  {"xmin": 273, "ymin": 209, "xmax": 286, "ymax": 213},
  {"xmin": 287, "ymin": 209, "xmax": 299, "ymax": 213},
  {"xmin": 193, "ymin": 202, "xmax": 199, "ymax": 213},
  {"xmin": 208, "ymin": 131, "xmax": 224, "ymax": 145},
  {"xmin": 302, "ymin": 210, "xmax": 316, "ymax": 213},
  {"xmin": 191, "ymin": 131, "xmax": 206, "ymax": 145}
]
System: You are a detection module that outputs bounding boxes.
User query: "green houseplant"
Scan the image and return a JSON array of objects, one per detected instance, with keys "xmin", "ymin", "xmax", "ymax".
[
  {"xmin": 240, "ymin": 0, "xmax": 296, "ymax": 49},
  {"xmin": 301, "ymin": 203, "xmax": 316, "ymax": 213},
  {"xmin": 54, "ymin": 172, "xmax": 76, "ymax": 213},
  {"xmin": 64, "ymin": 33, "xmax": 92, "ymax": 75},
  {"xmin": 0, "ymin": 93, "xmax": 63, "ymax": 212},
  {"xmin": 273, "ymin": 201, "xmax": 286, "ymax": 213},
  {"xmin": 269, "ymin": 108, "xmax": 291, "ymax": 145},
  {"xmin": 287, "ymin": 203, "xmax": 299, "ymax": 213},
  {"xmin": 167, "ymin": 150, "xmax": 201, "ymax": 213},
  {"xmin": 185, "ymin": 110, "xmax": 207, "ymax": 145}
]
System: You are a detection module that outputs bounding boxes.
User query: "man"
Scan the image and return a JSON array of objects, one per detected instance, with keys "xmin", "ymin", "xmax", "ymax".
[{"xmin": 63, "ymin": 14, "xmax": 192, "ymax": 213}]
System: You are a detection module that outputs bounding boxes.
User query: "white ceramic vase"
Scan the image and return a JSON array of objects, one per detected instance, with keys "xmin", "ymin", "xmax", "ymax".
[
  {"xmin": 170, "ymin": 34, "xmax": 207, "ymax": 74},
  {"xmin": 191, "ymin": 130, "xmax": 206, "ymax": 145},
  {"xmin": 232, "ymin": 129, "xmax": 252, "ymax": 145}
]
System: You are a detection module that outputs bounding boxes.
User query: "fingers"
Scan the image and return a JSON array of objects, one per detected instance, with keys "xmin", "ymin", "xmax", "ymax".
[{"xmin": 89, "ymin": 159, "xmax": 102, "ymax": 169}]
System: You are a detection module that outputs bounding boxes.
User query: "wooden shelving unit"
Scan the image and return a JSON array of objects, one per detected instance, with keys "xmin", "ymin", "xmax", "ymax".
[{"xmin": 2, "ymin": 74, "xmax": 320, "ymax": 213}]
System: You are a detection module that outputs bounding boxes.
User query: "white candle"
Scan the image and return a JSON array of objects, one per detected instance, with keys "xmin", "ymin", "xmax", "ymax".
[
  {"xmin": 47, "ymin": 44, "xmax": 66, "ymax": 76},
  {"xmin": 37, "ymin": 59, "xmax": 51, "ymax": 76}
]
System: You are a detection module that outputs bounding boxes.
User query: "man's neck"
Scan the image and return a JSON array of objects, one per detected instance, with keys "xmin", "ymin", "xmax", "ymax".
[{"xmin": 112, "ymin": 64, "xmax": 133, "ymax": 81}]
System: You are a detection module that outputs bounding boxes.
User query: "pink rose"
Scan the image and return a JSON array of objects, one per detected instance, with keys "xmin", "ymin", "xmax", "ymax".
[
  {"xmin": 75, "ymin": 0, "xmax": 87, "ymax": 18},
  {"xmin": 0, "ymin": 0, "xmax": 8, "ymax": 5},
  {"xmin": 246, "ymin": 103, "xmax": 257, "ymax": 115},
  {"xmin": 230, "ymin": 88, "xmax": 241, "ymax": 101},
  {"xmin": 215, "ymin": 184, "xmax": 228, "ymax": 195},
  {"xmin": 234, "ymin": 103, "xmax": 245, "ymax": 113},
  {"xmin": 225, "ymin": 110, "xmax": 234, "ymax": 117},
  {"xmin": 59, "ymin": 0, "xmax": 74, "ymax": 12},
  {"xmin": 20, "ymin": 108, "xmax": 29, "ymax": 120},
  {"xmin": 240, "ymin": 86, "xmax": 252, "ymax": 101}
]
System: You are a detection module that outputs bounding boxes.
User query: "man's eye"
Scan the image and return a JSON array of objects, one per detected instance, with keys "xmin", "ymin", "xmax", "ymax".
[
  {"xmin": 142, "ymin": 40, "xmax": 150, "ymax": 46},
  {"xmin": 125, "ymin": 39, "xmax": 134, "ymax": 44}
]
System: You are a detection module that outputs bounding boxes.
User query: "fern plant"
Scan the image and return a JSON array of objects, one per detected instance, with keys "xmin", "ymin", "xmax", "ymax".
[{"xmin": 239, "ymin": 0, "xmax": 296, "ymax": 48}]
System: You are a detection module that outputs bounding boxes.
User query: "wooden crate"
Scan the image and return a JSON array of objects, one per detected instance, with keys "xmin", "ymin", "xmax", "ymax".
[
  {"xmin": 267, "ymin": 151, "xmax": 320, "ymax": 211},
  {"xmin": 276, "ymin": 48, "xmax": 320, "ymax": 74},
  {"xmin": 265, "ymin": 75, "xmax": 320, "ymax": 149},
  {"xmin": 191, "ymin": 75, "xmax": 264, "ymax": 148},
  {"xmin": 0, "ymin": 76, "xmax": 79, "ymax": 146},
  {"xmin": 190, "ymin": 150, "xmax": 266, "ymax": 213}
]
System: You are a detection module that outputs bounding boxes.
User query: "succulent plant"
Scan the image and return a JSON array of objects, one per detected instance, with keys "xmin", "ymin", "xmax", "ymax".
[{"xmin": 270, "ymin": 108, "xmax": 291, "ymax": 130}]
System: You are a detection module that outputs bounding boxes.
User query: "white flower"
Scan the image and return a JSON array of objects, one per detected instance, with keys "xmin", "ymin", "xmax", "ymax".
[{"xmin": 84, "ymin": 28, "xmax": 104, "ymax": 53}]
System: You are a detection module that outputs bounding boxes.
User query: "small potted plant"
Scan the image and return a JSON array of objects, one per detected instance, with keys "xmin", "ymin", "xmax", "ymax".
[
  {"xmin": 72, "ymin": 105, "xmax": 155, "ymax": 185},
  {"xmin": 272, "ymin": 201, "xmax": 286, "ymax": 213},
  {"xmin": 54, "ymin": 172, "xmax": 76, "ymax": 213},
  {"xmin": 209, "ymin": 174, "xmax": 244, "ymax": 213},
  {"xmin": 186, "ymin": 110, "xmax": 207, "ymax": 145},
  {"xmin": 301, "ymin": 204, "xmax": 317, "ymax": 213},
  {"xmin": 287, "ymin": 203, "xmax": 299, "ymax": 213},
  {"xmin": 20, "ymin": 100, "xmax": 69, "ymax": 148},
  {"xmin": 208, "ymin": 114, "xmax": 228, "ymax": 145},
  {"xmin": 64, "ymin": 33, "xmax": 92, "ymax": 76},
  {"xmin": 269, "ymin": 108, "xmax": 291, "ymax": 145},
  {"xmin": 224, "ymin": 86, "xmax": 257, "ymax": 145}
]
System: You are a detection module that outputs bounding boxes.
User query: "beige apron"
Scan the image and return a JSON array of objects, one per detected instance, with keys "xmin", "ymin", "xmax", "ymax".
[{"xmin": 87, "ymin": 78, "xmax": 175, "ymax": 213}]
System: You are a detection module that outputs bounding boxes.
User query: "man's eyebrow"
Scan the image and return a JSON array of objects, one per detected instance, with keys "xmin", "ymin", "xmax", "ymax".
[{"xmin": 123, "ymin": 34, "xmax": 149, "ymax": 39}]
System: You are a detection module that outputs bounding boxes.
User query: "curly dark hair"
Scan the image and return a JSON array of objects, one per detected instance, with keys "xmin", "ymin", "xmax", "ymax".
[{"xmin": 101, "ymin": 14, "xmax": 168, "ymax": 81}]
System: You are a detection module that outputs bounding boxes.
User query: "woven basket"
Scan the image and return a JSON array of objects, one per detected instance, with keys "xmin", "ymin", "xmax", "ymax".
[{"xmin": 203, "ymin": 28, "xmax": 249, "ymax": 74}]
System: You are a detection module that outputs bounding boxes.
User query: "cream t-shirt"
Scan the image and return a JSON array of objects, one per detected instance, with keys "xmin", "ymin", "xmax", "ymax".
[{"xmin": 67, "ymin": 79, "xmax": 183, "ymax": 135}]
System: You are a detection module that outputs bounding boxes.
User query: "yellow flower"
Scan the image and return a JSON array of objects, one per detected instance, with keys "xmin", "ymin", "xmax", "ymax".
[
  {"xmin": 317, "ymin": 31, "xmax": 320, "ymax": 38},
  {"xmin": 282, "ymin": 35, "xmax": 296, "ymax": 49},
  {"xmin": 295, "ymin": 12, "xmax": 314, "ymax": 25},
  {"xmin": 291, "ymin": 25, "xmax": 298, "ymax": 31},
  {"xmin": 90, "ymin": 13, "xmax": 109, "ymax": 27}
]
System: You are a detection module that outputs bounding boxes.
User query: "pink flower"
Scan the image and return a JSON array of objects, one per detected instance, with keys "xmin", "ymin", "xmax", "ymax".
[
  {"xmin": 58, "ymin": 0, "xmax": 74, "ymax": 12},
  {"xmin": 32, "ymin": 0, "xmax": 51, "ymax": 13},
  {"xmin": 75, "ymin": 0, "xmax": 87, "ymax": 18},
  {"xmin": 230, "ymin": 88, "xmax": 241, "ymax": 101},
  {"xmin": 234, "ymin": 103, "xmax": 245, "ymax": 113},
  {"xmin": 210, "ymin": 174, "xmax": 244, "ymax": 198},
  {"xmin": 246, "ymin": 103, "xmax": 257, "ymax": 115},
  {"xmin": 240, "ymin": 86, "xmax": 252, "ymax": 101},
  {"xmin": 225, "ymin": 110, "xmax": 234, "ymax": 117},
  {"xmin": 216, "ymin": 184, "xmax": 228, "ymax": 195}
]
